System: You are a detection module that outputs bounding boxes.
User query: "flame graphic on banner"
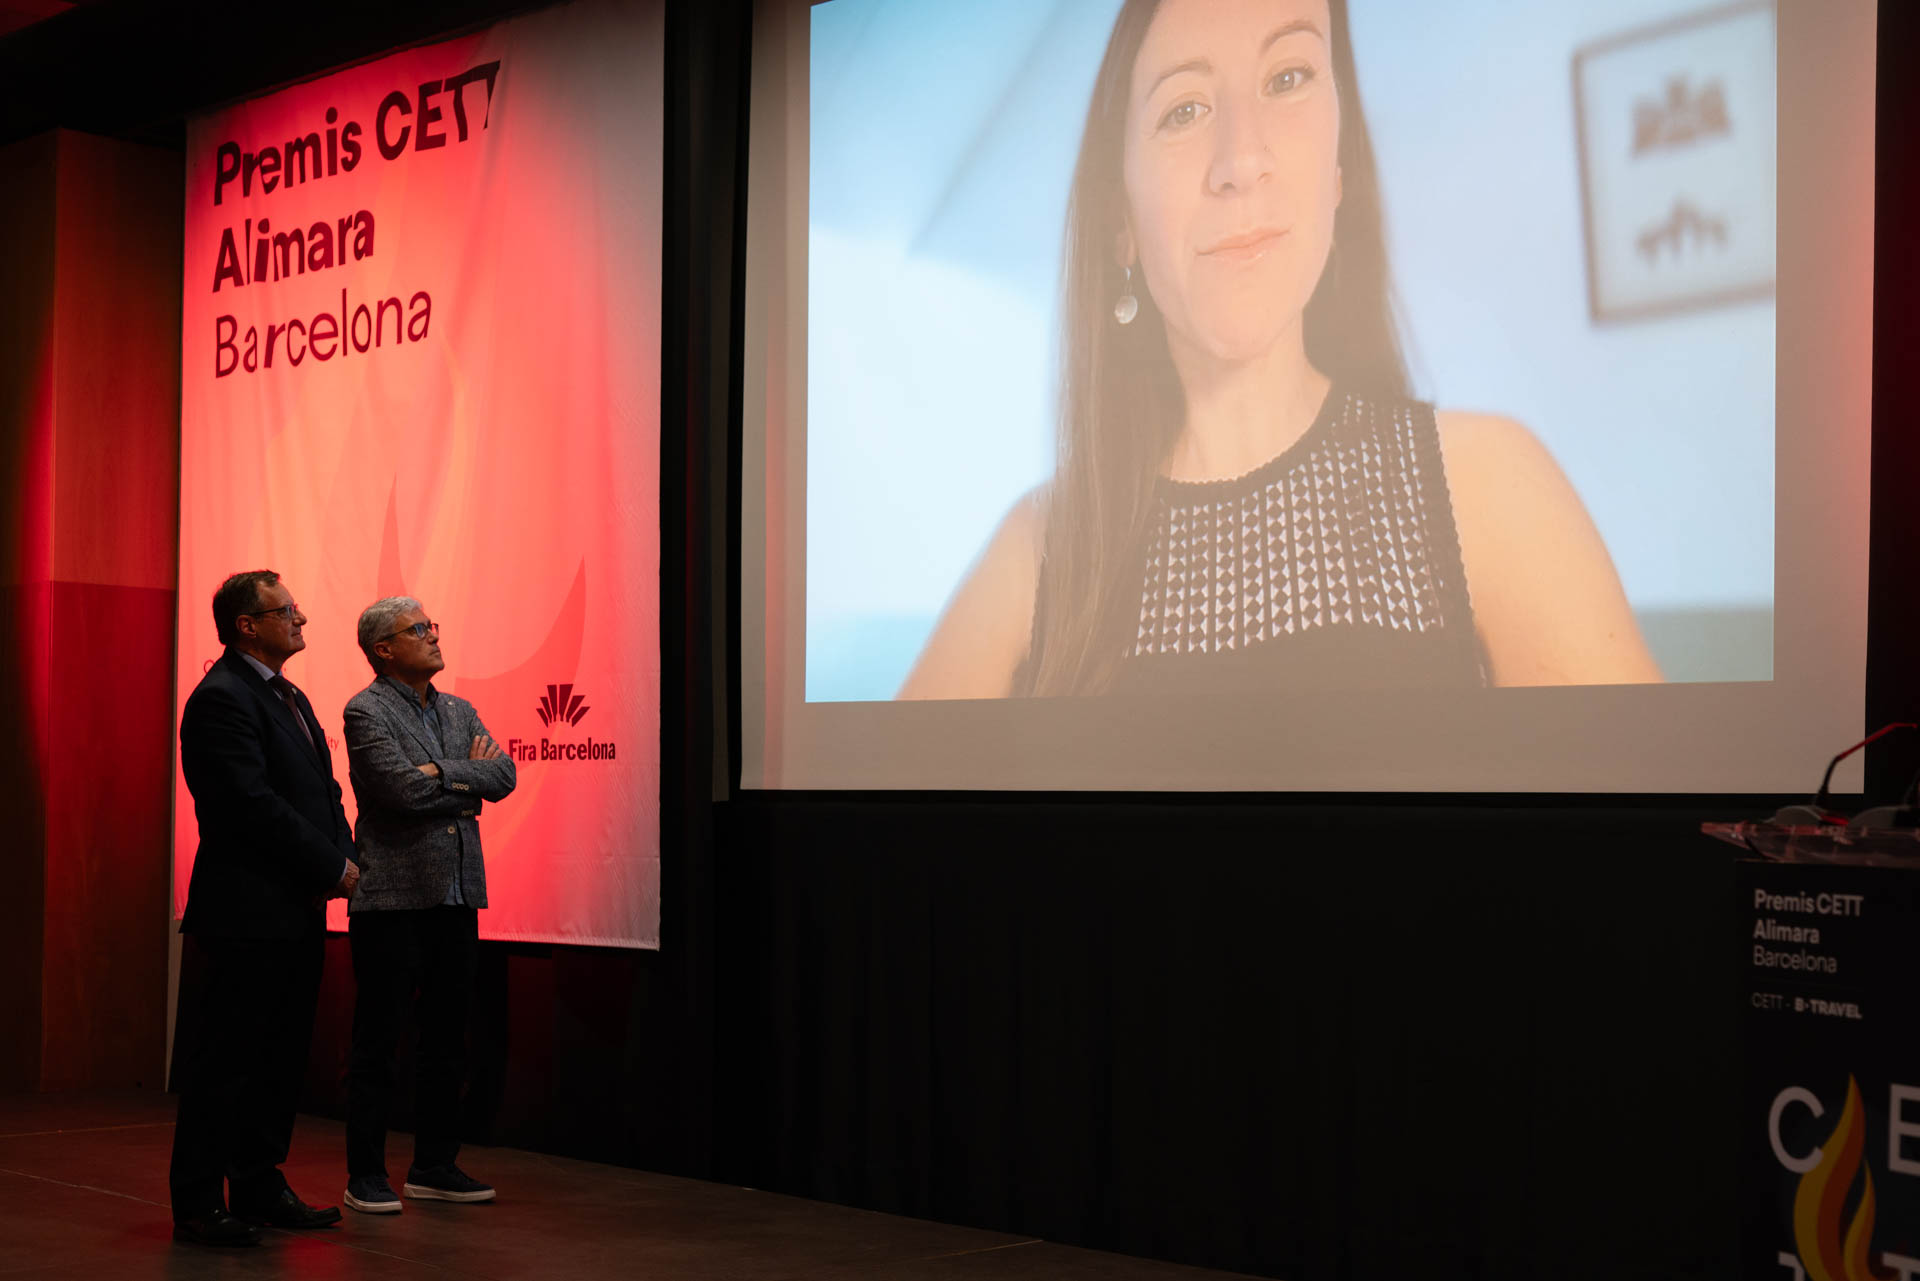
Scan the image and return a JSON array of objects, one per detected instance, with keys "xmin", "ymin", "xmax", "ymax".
[{"xmin": 1793, "ymin": 1076, "xmax": 1894, "ymax": 1281}]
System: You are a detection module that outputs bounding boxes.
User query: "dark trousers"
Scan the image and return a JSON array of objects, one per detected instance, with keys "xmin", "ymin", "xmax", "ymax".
[
  {"xmin": 345, "ymin": 906, "xmax": 478, "ymax": 1178},
  {"xmin": 168, "ymin": 932, "xmax": 324, "ymax": 1221}
]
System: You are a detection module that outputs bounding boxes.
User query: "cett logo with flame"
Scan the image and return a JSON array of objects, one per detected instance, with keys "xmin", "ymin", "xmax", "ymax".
[
  {"xmin": 1770, "ymin": 1076, "xmax": 1920, "ymax": 1280},
  {"xmin": 507, "ymin": 683, "xmax": 617, "ymax": 763}
]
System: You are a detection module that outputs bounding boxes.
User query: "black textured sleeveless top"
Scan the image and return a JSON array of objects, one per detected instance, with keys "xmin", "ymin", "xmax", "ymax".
[{"xmin": 1035, "ymin": 388, "xmax": 1483, "ymax": 697}]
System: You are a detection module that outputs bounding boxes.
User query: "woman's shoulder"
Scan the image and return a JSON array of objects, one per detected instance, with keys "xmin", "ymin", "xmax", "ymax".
[
  {"xmin": 971, "ymin": 484, "xmax": 1049, "ymax": 621},
  {"xmin": 1306, "ymin": 389, "xmax": 1563, "ymax": 509},
  {"xmin": 1430, "ymin": 407, "xmax": 1662, "ymax": 684},
  {"xmin": 929, "ymin": 484, "xmax": 1047, "ymax": 604},
  {"xmin": 999, "ymin": 483, "xmax": 1049, "ymax": 548},
  {"xmin": 1430, "ymin": 408, "xmax": 1579, "ymax": 530},
  {"xmin": 894, "ymin": 485, "xmax": 1047, "ymax": 700},
  {"xmin": 964, "ymin": 484, "xmax": 1048, "ymax": 590},
  {"xmin": 1432, "ymin": 408, "xmax": 1550, "ymax": 467},
  {"xmin": 1338, "ymin": 387, "xmax": 1530, "ymax": 440}
]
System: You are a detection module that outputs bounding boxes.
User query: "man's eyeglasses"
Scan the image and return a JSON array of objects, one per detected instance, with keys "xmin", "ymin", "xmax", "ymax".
[
  {"xmin": 243, "ymin": 604, "xmax": 300, "ymax": 621},
  {"xmin": 380, "ymin": 619, "xmax": 440, "ymax": 642}
]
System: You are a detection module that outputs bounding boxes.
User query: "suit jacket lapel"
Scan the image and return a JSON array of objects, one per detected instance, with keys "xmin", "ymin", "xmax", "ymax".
[
  {"xmin": 436, "ymin": 687, "xmax": 462, "ymax": 760},
  {"xmin": 292, "ymin": 688, "xmax": 332, "ymax": 775},
  {"xmin": 227, "ymin": 652, "xmax": 329, "ymax": 777},
  {"xmin": 376, "ymin": 677, "xmax": 443, "ymax": 760}
]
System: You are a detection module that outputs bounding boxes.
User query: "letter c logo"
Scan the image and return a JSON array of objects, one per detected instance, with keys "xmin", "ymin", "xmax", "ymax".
[{"xmin": 1769, "ymin": 1086, "xmax": 1825, "ymax": 1173}]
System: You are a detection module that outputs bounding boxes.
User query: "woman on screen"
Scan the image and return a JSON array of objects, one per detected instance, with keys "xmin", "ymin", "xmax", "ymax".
[{"xmin": 899, "ymin": 0, "xmax": 1659, "ymax": 699}]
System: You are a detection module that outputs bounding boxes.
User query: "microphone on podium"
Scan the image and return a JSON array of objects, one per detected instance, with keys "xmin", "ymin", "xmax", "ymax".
[
  {"xmin": 1847, "ymin": 735, "xmax": 1920, "ymax": 831},
  {"xmin": 1769, "ymin": 721, "xmax": 1917, "ymax": 826}
]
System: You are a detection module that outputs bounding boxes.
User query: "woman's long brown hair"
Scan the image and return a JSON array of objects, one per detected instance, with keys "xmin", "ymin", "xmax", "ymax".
[{"xmin": 1023, "ymin": 0, "xmax": 1409, "ymax": 697}]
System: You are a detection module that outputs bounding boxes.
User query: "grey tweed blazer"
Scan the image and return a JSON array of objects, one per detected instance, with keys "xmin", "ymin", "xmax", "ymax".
[{"xmin": 343, "ymin": 675, "xmax": 516, "ymax": 913}]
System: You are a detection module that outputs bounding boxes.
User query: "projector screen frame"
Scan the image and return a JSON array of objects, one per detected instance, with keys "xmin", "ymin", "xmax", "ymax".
[{"xmin": 740, "ymin": 0, "xmax": 1875, "ymax": 796}]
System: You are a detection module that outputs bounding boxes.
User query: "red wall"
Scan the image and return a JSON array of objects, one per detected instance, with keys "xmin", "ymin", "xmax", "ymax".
[{"xmin": 0, "ymin": 130, "xmax": 181, "ymax": 1089}]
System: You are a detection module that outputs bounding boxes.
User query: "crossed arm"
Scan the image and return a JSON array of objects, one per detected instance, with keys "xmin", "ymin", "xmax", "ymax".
[
  {"xmin": 428, "ymin": 708, "xmax": 517, "ymax": 801},
  {"xmin": 343, "ymin": 701, "xmax": 518, "ymax": 815}
]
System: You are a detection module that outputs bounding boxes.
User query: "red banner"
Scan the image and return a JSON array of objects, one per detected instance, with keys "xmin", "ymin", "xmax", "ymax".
[{"xmin": 174, "ymin": 0, "xmax": 662, "ymax": 947}]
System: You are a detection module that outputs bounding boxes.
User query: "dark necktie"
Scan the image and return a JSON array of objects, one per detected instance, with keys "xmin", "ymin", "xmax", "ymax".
[{"xmin": 270, "ymin": 674, "xmax": 319, "ymax": 756}]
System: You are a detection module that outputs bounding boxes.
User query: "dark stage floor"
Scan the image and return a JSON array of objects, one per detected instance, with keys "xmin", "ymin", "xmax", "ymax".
[{"xmin": 0, "ymin": 1092, "xmax": 1259, "ymax": 1279}]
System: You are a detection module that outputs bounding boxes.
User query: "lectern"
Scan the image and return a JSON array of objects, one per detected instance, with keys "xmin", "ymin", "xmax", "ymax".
[{"xmin": 1703, "ymin": 822, "xmax": 1920, "ymax": 1278}]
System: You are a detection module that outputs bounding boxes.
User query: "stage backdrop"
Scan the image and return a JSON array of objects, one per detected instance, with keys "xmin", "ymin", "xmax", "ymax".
[{"xmin": 173, "ymin": 0, "xmax": 663, "ymax": 947}]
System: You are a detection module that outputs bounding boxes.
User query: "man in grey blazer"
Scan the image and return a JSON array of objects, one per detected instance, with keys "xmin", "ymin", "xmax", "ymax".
[{"xmin": 339, "ymin": 596, "xmax": 515, "ymax": 1215}]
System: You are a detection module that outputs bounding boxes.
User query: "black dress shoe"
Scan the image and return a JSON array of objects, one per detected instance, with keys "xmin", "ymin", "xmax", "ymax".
[
  {"xmin": 172, "ymin": 1209, "xmax": 263, "ymax": 1246},
  {"xmin": 234, "ymin": 1186, "xmax": 343, "ymax": 1229}
]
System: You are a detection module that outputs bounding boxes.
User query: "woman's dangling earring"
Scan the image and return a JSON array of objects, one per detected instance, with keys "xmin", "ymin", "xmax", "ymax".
[{"xmin": 1113, "ymin": 266, "xmax": 1138, "ymax": 326}]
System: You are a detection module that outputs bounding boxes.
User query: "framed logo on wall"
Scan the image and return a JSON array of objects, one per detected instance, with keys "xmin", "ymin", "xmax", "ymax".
[{"xmin": 1574, "ymin": 2, "xmax": 1777, "ymax": 323}]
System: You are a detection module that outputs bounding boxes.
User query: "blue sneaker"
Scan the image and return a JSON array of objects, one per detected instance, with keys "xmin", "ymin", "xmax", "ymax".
[
  {"xmin": 403, "ymin": 1164, "xmax": 495, "ymax": 1203},
  {"xmin": 343, "ymin": 1174, "xmax": 402, "ymax": 1214}
]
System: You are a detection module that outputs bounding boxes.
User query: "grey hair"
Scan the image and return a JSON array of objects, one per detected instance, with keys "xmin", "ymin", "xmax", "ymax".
[{"xmin": 357, "ymin": 596, "xmax": 424, "ymax": 672}]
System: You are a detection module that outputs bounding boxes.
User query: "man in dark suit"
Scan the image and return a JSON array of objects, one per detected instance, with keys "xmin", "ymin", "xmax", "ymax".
[
  {"xmin": 169, "ymin": 570, "xmax": 358, "ymax": 1246},
  {"xmin": 339, "ymin": 596, "xmax": 515, "ymax": 1214}
]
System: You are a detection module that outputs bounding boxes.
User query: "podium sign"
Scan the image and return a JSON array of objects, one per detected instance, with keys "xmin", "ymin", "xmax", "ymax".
[{"xmin": 1737, "ymin": 860, "xmax": 1920, "ymax": 1278}]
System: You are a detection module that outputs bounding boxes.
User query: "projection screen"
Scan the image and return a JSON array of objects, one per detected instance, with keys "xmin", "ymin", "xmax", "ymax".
[
  {"xmin": 175, "ymin": 0, "xmax": 663, "ymax": 945},
  {"xmin": 744, "ymin": 0, "xmax": 1874, "ymax": 793}
]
